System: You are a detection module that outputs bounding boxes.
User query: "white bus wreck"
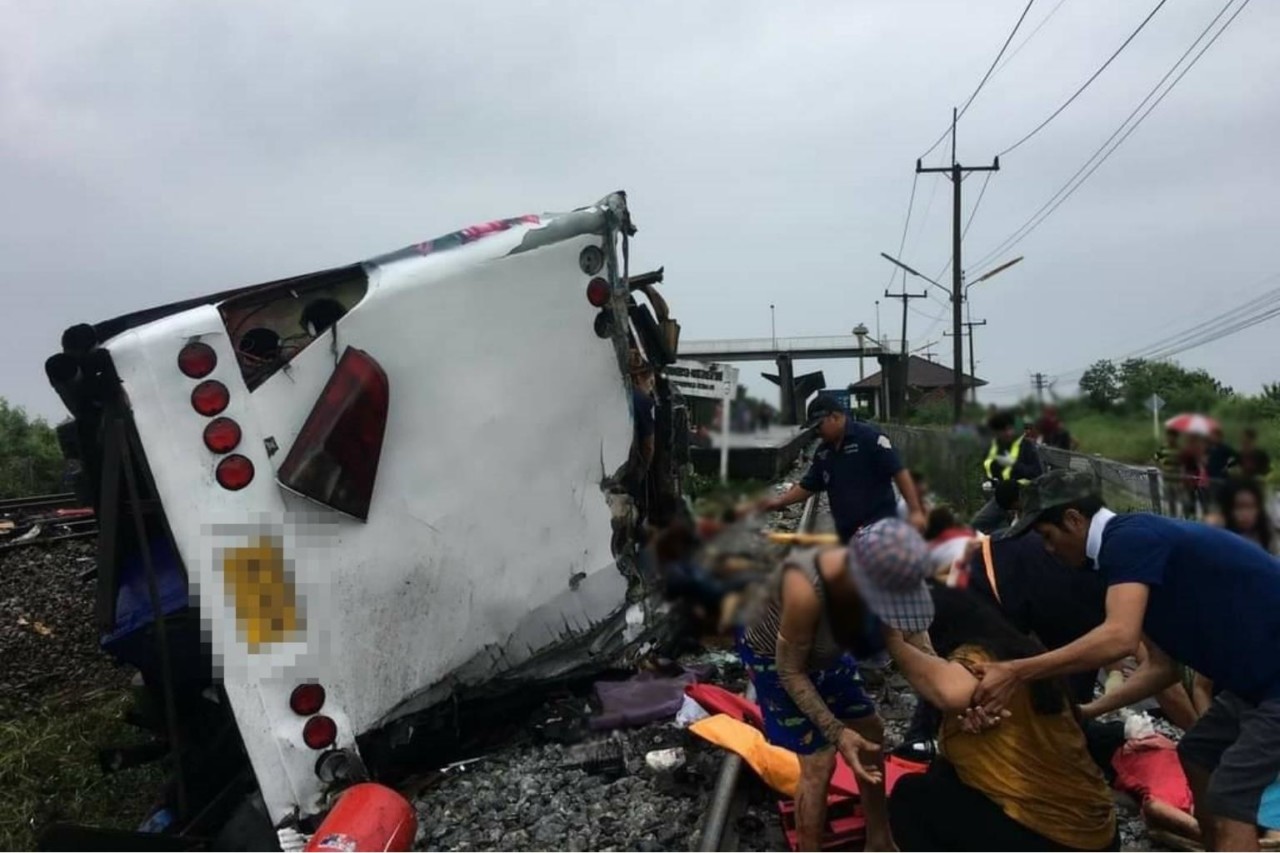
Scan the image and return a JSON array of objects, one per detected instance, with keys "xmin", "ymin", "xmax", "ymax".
[{"xmin": 45, "ymin": 192, "xmax": 688, "ymax": 846}]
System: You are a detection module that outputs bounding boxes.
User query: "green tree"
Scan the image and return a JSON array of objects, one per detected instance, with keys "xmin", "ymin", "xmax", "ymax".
[
  {"xmin": 1078, "ymin": 360, "xmax": 1121, "ymax": 410},
  {"xmin": 1118, "ymin": 359, "xmax": 1231, "ymax": 413},
  {"xmin": 1263, "ymin": 382, "xmax": 1280, "ymax": 404},
  {"xmin": 0, "ymin": 399, "xmax": 66, "ymax": 498}
]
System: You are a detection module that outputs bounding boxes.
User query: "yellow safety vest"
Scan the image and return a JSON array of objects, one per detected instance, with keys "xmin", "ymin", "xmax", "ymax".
[{"xmin": 983, "ymin": 436, "xmax": 1030, "ymax": 483}]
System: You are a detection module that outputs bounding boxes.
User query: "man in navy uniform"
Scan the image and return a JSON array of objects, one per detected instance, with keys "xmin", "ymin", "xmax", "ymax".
[{"xmin": 751, "ymin": 394, "xmax": 926, "ymax": 539}]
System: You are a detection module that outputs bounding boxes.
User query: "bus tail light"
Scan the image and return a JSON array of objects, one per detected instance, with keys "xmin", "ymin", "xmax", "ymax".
[
  {"xmin": 178, "ymin": 342, "xmax": 217, "ymax": 378},
  {"xmin": 203, "ymin": 417, "xmax": 242, "ymax": 454},
  {"xmin": 192, "ymin": 380, "xmax": 230, "ymax": 416},
  {"xmin": 303, "ymin": 715, "xmax": 338, "ymax": 750},
  {"xmin": 586, "ymin": 277, "xmax": 610, "ymax": 307},
  {"xmin": 290, "ymin": 683, "xmax": 326, "ymax": 716},
  {"xmin": 278, "ymin": 348, "xmax": 389, "ymax": 521},
  {"xmin": 216, "ymin": 454, "xmax": 255, "ymax": 490}
]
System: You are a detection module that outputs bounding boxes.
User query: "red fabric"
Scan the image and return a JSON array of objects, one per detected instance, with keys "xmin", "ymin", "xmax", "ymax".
[
  {"xmin": 1110, "ymin": 737, "xmax": 1194, "ymax": 812},
  {"xmin": 685, "ymin": 683, "xmax": 764, "ymax": 729}
]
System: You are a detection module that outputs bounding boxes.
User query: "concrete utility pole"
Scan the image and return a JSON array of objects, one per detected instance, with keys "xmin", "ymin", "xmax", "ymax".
[
  {"xmin": 917, "ymin": 108, "xmax": 999, "ymax": 424},
  {"xmin": 1032, "ymin": 372, "xmax": 1049, "ymax": 404},
  {"xmin": 883, "ymin": 287, "xmax": 928, "ymax": 356},
  {"xmin": 945, "ymin": 316, "xmax": 987, "ymax": 404}
]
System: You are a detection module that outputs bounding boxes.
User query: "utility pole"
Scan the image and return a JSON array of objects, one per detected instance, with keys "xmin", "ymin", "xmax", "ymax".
[
  {"xmin": 944, "ymin": 315, "xmax": 988, "ymax": 404},
  {"xmin": 1032, "ymin": 372, "xmax": 1049, "ymax": 404},
  {"xmin": 918, "ymin": 107, "xmax": 999, "ymax": 424},
  {"xmin": 883, "ymin": 287, "xmax": 928, "ymax": 356}
]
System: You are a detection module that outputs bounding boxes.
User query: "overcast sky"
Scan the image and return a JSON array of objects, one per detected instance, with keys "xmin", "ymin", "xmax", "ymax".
[{"xmin": 3, "ymin": 0, "xmax": 1277, "ymax": 422}]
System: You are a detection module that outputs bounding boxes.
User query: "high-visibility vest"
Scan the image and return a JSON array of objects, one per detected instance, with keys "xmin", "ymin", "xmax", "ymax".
[{"xmin": 983, "ymin": 436, "xmax": 1030, "ymax": 483}]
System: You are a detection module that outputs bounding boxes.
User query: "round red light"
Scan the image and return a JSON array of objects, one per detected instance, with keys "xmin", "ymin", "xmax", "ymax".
[
  {"xmin": 303, "ymin": 715, "xmax": 338, "ymax": 750},
  {"xmin": 203, "ymin": 417, "xmax": 242, "ymax": 454},
  {"xmin": 191, "ymin": 380, "xmax": 230, "ymax": 417},
  {"xmin": 289, "ymin": 683, "xmax": 326, "ymax": 716},
  {"xmin": 215, "ymin": 454, "xmax": 254, "ymax": 491},
  {"xmin": 586, "ymin": 277, "xmax": 610, "ymax": 307},
  {"xmin": 177, "ymin": 342, "xmax": 217, "ymax": 379}
]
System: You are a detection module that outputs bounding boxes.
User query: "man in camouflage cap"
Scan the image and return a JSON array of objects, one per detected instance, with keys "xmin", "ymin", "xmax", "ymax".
[{"xmin": 975, "ymin": 469, "xmax": 1280, "ymax": 851}]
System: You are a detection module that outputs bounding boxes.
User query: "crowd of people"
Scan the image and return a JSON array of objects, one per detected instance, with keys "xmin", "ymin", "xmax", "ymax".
[
  {"xmin": 1158, "ymin": 424, "xmax": 1274, "ymax": 526},
  {"xmin": 641, "ymin": 391, "xmax": 1280, "ymax": 851}
]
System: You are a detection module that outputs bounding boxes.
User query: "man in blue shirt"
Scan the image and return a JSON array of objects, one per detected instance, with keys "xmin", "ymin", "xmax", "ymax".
[
  {"xmin": 751, "ymin": 395, "xmax": 926, "ymax": 539},
  {"xmin": 973, "ymin": 470, "xmax": 1280, "ymax": 851}
]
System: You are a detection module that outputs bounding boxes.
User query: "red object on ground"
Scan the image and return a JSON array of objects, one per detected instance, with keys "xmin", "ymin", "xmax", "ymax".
[
  {"xmin": 778, "ymin": 755, "xmax": 929, "ymax": 850},
  {"xmin": 1111, "ymin": 737, "xmax": 1194, "ymax": 813},
  {"xmin": 304, "ymin": 783, "xmax": 417, "ymax": 852},
  {"xmin": 685, "ymin": 683, "xmax": 764, "ymax": 729}
]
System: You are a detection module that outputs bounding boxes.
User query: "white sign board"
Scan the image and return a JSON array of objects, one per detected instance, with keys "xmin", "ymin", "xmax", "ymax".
[
  {"xmin": 667, "ymin": 360, "xmax": 738, "ymax": 400},
  {"xmin": 668, "ymin": 360, "xmax": 738, "ymax": 482}
]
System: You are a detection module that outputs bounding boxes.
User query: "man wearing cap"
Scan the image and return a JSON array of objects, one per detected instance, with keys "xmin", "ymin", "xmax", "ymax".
[
  {"xmin": 973, "ymin": 470, "xmax": 1280, "ymax": 851},
  {"xmin": 737, "ymin": 517, "xmax": 936, "ymax": 851},
  {"xmin": 752, "ymin": 394, "xmax": 926, "ymax": 538}
]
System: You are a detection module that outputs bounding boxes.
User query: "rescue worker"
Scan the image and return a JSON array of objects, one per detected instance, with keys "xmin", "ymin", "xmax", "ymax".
[
  {"xmin": 748, "ymin": 394, "xmax": 926, "ymax": 538},
  {"xmin": 971, "ymin": 410, "xmax": 1043, "ymax": 534},
  {"xmin": 974, "ymin": 470, "xmax": 1280, "ymax": 851}
]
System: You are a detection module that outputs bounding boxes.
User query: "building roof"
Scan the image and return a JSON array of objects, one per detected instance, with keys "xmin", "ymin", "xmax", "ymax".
[{"xmin": 850, "ymin": 355, "xmax": 986, "ymax": 390}]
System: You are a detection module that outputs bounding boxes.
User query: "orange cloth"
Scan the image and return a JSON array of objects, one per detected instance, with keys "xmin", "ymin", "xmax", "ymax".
[
  {"xmin": 941, "ymin": 646, "xmax": 1117, "ymax": 851},
  {"xmin": 690, "ymin": 714, "xmax": 803, "ymax": 796}
]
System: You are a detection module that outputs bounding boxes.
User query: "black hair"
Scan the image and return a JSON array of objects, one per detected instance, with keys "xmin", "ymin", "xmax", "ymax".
[
  {"xmin": 928, "ymin": 586, "xmax": 1070, "ymax": 717},
  {"xmin": 1036, "ymin": 495, "xmax": 1106, "ymax": 529},
  {"xmin": 987, "ymin": 411, "xmax": 1015, "ymax": 432},
  {"xmin": 910, "ymin": 468, "xmax": 927, "ymax": 486},
  {"xmin": 993, "ymin": 479, "xmax": 1022, "ymax": 512},
  {"xmin": 924, "ymin": 506, "xmax": 958, "ymax": 541},
  {"xmin": 1219, "ymin": 478, "xmax": 1274, "ymax": 553}
]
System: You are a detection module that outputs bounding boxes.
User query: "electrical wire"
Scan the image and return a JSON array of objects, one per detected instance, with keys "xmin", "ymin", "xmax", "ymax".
[
  {"xmin": 919, "ymin": 0, "xmax": 1038, "ymax": 160},
  {"xmin": 969, "ymin": 0, "xmax": 1249, "ymax": 272},
  {"xmin": 993, "ymin": 0, "xmax": 1070, "ymax": 75},
  {"xmin": 885, "ymin": 172, "xmax": 920, "ymax": 292},
  {"xmin": 997, "ymin": 0, "xmax": 1169, "ymax": 157}
]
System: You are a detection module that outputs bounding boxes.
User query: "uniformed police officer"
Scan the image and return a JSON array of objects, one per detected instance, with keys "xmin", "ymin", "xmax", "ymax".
[{"xmin": 751, "ymin": 394, "xmax": 926, "ymax": 539}]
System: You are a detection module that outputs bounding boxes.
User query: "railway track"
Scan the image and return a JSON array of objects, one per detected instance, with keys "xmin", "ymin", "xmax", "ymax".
[
  {"xmin": 698, "ymin": 492, "xmax": 821, "ymax": 852},
  {"xmin": 0, "ymin": 490, "xmax": 99, "ymax": 550}
]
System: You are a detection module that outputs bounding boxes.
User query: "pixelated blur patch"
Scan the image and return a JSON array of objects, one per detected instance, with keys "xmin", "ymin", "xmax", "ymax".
[{"xmin": 220, "ymin": 535, "xmax": 303, "ymax": 651}]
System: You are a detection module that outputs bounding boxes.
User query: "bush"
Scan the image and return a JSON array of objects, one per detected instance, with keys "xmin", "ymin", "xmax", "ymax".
[{"xmin": 0, "ymin": 400, "xmax": 66, "ymax": 498}]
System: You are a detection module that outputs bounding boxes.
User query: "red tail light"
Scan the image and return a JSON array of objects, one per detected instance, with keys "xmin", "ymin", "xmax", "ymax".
[
  {"xmin": 278, "ymin": 348, "xmax": 389, "ymax": 521},
  {"xmin": 203, "ymin": 417, "xmax": 242, "ymax": 454},
  {"xmin": 192, "ymin": 380, "xmax": 230, "ymax": 416},
  {"xmin": 178, "ymin": 342, "xmax": 217, "ymax": 378},
  {"xmin": 216, "ymin": 454, "xmax": 254, "ymax": 490},
  {"xmin": 586, "ymin": 277, "xmax": 610, "ymax": 307},
  {"xmin": 303, "ymin": 715, "xmax": 338, "ymax": 750},
  {"xmin": 290, "ymin": 683, "xmax": 326, "ymax": 716}
]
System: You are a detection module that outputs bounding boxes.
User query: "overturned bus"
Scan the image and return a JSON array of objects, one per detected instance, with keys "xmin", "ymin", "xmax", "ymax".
[{"xmin": 44, "ymin": 192, "xmax": 688, "ymax": 847}]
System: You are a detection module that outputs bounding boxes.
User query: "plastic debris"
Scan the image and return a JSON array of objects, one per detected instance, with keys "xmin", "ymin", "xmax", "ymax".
[{"xmin": 644, "ymin": 747, "xmax": 686, "ymax": 772}]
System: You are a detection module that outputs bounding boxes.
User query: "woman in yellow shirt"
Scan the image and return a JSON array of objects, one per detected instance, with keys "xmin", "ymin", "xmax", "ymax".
[{"xmin": 885, "ymin": 588, "xmax": 1118, "ymax": 851}]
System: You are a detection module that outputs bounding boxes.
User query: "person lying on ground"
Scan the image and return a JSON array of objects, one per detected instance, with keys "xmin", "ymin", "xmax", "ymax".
[
  {"xmin": 972, "ymin": 470, "xmax": 1280, "ymax": 852},
  {"xmin": 883, "ymin": 588, "xmax": 1118, "ymax": 852},
  {"xmin": 736, "ymin": 517, "xmax": 938, "ymax": 852}
]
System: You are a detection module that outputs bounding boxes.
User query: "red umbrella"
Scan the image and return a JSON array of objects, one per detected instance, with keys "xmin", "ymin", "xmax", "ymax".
[{"xmin": 1164, "ymin": 413, "xmax": 1218, "ymax": 437}]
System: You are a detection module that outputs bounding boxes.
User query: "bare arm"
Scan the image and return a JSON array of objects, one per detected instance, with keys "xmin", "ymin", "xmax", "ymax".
[
  {"xmin": 974, "ymin": 583, "xmax": 1148, "ymax": 712},
  {"xmin": 775, "ymin": 569, "xmax": 845, "ymax": 744},
  {"xmin": 1079, "ymin": 636, "xmax": 1179, "ymax": 719},
  {"xmin": 893, "ymin": 469, "xmax": 925, "ymax": 520},
  {"xmin": 760, "ymin": 483, "xmax": 813, "ymax": 514},
  {"xmin": 884, "ymin": 630, "xmax": 977, "ymax": 712}
]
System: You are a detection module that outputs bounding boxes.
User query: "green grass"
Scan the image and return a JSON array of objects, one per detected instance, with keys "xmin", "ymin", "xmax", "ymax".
[
  {"xmin": 1069, "ymin": 409, "xmax": 1280, "ymax": 477},
  {"xmin": 0, "ymin": 690, "xmax": 165, "ymax": 850}
]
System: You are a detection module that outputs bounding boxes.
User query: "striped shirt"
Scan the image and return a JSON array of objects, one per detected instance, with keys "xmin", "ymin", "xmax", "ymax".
[{"xmin": 741, "ymin": 548, "xmax": 846, "ymax": 670}]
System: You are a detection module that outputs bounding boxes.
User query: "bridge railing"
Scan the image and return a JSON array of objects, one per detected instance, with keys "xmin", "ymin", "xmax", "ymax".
[{"xmin": 680, "ymin": 335, "xmax": 887, "ymax": 356}]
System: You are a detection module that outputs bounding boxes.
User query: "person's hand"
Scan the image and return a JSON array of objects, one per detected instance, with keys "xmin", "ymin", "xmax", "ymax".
[
  {"xmin": 734, "ymin": 499, "xmax": 764, "ymax": 520},
  {"xmin": 836, "ymin": 728, "xmax": 883, "ymax": 786},
  {"xmin": 971, "ymin": 660, "xmax": 1022, "ymax": 715},
  {"xmin": 908, "ymin": 509, "xmax": 927, "ymax": 534},
  {"xmin": 1076, "ymin": 701, "xmax": 1101, "ymax": 720},
  {"xmin": 956, "ymin": 706, "xmax": 1011, "ymax": 734}
]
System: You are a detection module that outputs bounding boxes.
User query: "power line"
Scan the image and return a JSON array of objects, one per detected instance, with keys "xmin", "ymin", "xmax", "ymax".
[
  {"xmin": 919, "ymin": 0, "xmax": 1038, "ymax": 160},
  {"xmin": 997, "ymin": 0, "xmax": 1169, "ymax": 157},
  {"xmin": 884, "ymin": 172, "xmax": 920, "ymax": 292},
  {"xmin": 969, "ymin": 0, "xmax": 1250, "ymax": 272},
  {"xmin": 993, "ymin": 0, "xmax": 1070, "ymax": 75}
]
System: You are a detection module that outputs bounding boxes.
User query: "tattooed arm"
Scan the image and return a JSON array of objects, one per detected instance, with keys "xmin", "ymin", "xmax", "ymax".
[{"xmin": 775, "ymin": 568, "xmax": 845, "ymax": 743}]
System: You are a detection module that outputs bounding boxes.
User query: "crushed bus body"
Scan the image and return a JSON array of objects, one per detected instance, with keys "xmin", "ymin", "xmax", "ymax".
[{"xmin": 45, "ymin": 191, "xmax": 688, "ymax": 843}]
